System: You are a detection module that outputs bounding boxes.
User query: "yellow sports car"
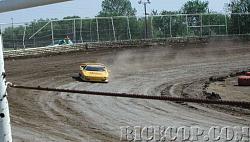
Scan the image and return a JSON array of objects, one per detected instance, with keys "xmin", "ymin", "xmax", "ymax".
[{"xmin": 79, "ymin": 63, "xmax": 109, "ymax": 83}]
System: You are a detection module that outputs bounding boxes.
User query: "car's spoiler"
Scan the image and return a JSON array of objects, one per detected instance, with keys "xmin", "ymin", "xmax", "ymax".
[{"xmin": 80, "ymin": 63, "xmax": 105, "ymax": 66}]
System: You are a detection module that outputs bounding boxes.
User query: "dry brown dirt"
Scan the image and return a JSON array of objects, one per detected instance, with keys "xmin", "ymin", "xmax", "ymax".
[{"xmin": 5, "ymin": 40, "xmax": 250, "ymax": 141}]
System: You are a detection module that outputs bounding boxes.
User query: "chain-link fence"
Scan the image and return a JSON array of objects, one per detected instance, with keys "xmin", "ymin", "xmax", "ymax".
[{"xmin": 1, "ymin": 13, "xmax": 250, "ymax": 50}]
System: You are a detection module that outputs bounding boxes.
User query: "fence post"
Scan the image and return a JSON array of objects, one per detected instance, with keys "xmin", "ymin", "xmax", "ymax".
[
  {"xmin": 51, "ymin": 21, "xmax": 54, "ymax": 45},
  {"xmin": 225, "ymin": 14, "xmax": 228, "ymax": 35},
  {"xmin": 238, "ymin": 14, "xmax": 240, "ymax": 35},
  {"xmin": 73, "ymin": 19, "xmax": 76, "ymax": 44},
  {"xmin": 0, "ymin": 34, "xmax": 12, "ymax": 142},
  {"xmin": 186, "ymin": 14, "xmax": 189, "ymax": 36},
  {"xmin": 127, "ymin": 16, "xmax": 132, "ymax": 40},
  {"xmin": 80, "ymin": 19, "xmax": 83, "ymax": 43},
  {"xmin": 90, "ymin": 19, "xmax": 92, "ymax": 42},
  {"xmin": 32, "ymin": 24, "xmax": 35, "ymax": 48},
  {"xmin": 11, "ymin": 19, "xmax": 15, "ymax": 50},
  {"xmin": 96, "ymin": 18, "xmax": 99, "ymax": 42},
  {"xmin": 151, "ymin": 16, "xmax": 154, "ymax": 38},
  {"xmin": 23, "ymin": 25, "xmax": 26, "ymax": 48},
  {"xmin": 111, "ymin": 17, "xmax": 116, "ymax": 41},
  {"xmin": 200, "ymin": 14, "xmax": 203, "ymax": 37},
  {"xmin": 170, "ymin": 16, "xmax": 172, "ymax": 37}
]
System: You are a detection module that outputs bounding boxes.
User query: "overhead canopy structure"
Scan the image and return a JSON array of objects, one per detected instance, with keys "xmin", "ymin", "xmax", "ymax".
[
  {"xmin": 0, "ymin": 0, "xmax": 71, "ymax": 13},
  {"xmin": 0, "ymin": 1, "xmax": 72, "ymax": 142}
]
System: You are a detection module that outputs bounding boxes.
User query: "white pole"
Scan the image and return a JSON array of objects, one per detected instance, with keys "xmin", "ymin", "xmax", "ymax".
[
  {"xmin": 90, "ymin": 20, "xmax": 92, "ymax": 42},
  {"xmin": 151, "ymin": 16, "xmax": 154, "ymax": 38},
  {"xmin": 51, "ymin": 21, "xmax": 54, "ymax": 45},
  {"xmin": 200, "ymin": 14, "xmax": 203, "ymax": 36},
  {"xmin": 238, "ymin": 15, "xmax": 240, "ymax": 34},
  {"xmin": 96, "ymin": 18, "xmax": 99, "ymax": 42},
  {"xmin": 111, "ymin": 17, "xmax": 116, "ymax": 41},
  {"xmin": 186, "ymin": 15, "xmax": 189, "ymax": 36},
  {"xmin": 73, "ymin": 19, "xmax": 76, "ymax": 44},
  {"xmin": 80, "ymin": 19, "xmax": 83, "ymax": 43},
  {"xmin": 127, "ymin": 16, "xmax": 131, "ymax": 40},
  {"xmin": 225, "ymin": 15, "xmax": 228, "ymax": 35},
  {"xmin": 23, "ymin": 26, "xmax": 26, "ymax": 48},
  {"xmin": 170, "ymin": 16, "xmax": 172, "ymax": 37},
  {"xmin": 0, "ymin": 34, "xmax": 12, "ymax": 142}
]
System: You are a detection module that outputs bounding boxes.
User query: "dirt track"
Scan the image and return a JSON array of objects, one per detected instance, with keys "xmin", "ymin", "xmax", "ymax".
[{"xmin": 5, "ymin": 40, "xmax": 250, "ymax": 141}]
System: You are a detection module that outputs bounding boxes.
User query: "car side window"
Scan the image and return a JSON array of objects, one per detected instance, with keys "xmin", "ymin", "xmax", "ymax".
[
  {"xmin": 59, "ymin": 40, "xmax": 65, "ymax": 45},
  {"xmin": 80, "ymin": 66, "xmax": 86, "ymax": 70}
]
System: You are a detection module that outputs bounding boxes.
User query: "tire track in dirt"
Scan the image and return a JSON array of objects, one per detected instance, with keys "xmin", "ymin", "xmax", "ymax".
[{"xmin": 5, "ymin": 41, "xmax": 250, "ymax": 141}]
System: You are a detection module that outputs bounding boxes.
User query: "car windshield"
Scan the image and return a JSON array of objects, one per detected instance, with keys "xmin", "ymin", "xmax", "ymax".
[{"xmin": 85, "ymin": 66, "xmax": 105, "ymax": 71}]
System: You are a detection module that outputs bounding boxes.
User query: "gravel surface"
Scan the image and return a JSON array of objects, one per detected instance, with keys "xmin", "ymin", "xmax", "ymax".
[{"xmin": 5, "ymin": 40, "xmax": 250, "ymax": 141}]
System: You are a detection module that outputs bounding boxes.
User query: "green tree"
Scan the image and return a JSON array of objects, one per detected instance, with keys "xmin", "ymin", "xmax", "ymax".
[
  {"xmin": 96, "ymin": 0, "xmax": 137, "ymax": 41},
  {"xmin": 228, "ymin": 0, "xmax": 250, "ymax": 13},
  {"xmin": 98, "ymin": 0, "xmax": 136, "ymax": 17},
  {"xmin": 151, "ymin": 9, "xmax": 158, "ymax": 15},
  {"xmin": 63, "ymin": 16, "xmax": 81, "ymax": 19},
  {"xmin": 182, "ymin": 0, "xmax": 209, "ymax": 14}
]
